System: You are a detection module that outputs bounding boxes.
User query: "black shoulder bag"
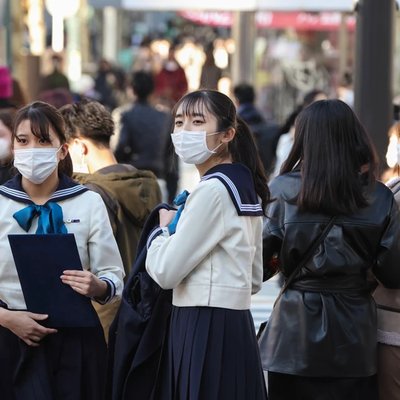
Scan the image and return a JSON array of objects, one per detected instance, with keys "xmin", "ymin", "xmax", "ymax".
[{"xmin": 257, "ymin": 216, "xmax": 337, "ymax": 339}]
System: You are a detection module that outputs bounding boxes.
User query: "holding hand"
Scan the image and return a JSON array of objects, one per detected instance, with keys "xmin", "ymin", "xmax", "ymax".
[
  {"xmin": 159, "ymin": 209, "xmax": 177, "ymax": 227},
  {"xmin": 0, "ymin": 309, "xmax": 57, "ymax": 347},
  {"xmin": 60, "ymin": 270, "xmax": 108, "ymax": 300}
]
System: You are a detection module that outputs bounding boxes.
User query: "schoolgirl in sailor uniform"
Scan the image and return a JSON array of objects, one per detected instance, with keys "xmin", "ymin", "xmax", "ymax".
[
  {"xmin": 0, "ymin": 101, "xmax": 124, "ymax": 400},
  {"xmin": 146, "ymin": 90, "xmax": 269, "ymax": 399}
]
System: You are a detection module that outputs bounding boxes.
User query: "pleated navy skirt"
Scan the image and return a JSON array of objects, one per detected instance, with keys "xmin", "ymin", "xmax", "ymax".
[
  {"xmin": 155, "ymin": 306, "xmax": 268, "ymax": 400},
  {"xmin": 0, "ymin": 325, "xmax": 107, "ymax": 400}
]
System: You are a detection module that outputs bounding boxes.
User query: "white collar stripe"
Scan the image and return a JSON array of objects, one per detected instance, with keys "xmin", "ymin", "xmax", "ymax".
[
  {"xmin": 0, "ymin": 186, "xmax": 30, "ymax": 199},
  {"xmin": 202, "ymin": 172, "xmax": 262, "ymax": 212}
]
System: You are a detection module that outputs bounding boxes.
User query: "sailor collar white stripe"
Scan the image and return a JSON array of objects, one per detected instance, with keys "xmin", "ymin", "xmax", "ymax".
[
  {"xmin": 0, "ymin": 182, "xmax": 87, "ymax": 203},
  {"xmin": 0, "ymin": 185, "xmax": 31, "ymax": 200},
  {"xmin": 49, "ymin": 185, "xmax": 87, "ymax": 200},
  {"xmin": 202, "ymin": 172, "xmax": 263, "ymax": 213}
]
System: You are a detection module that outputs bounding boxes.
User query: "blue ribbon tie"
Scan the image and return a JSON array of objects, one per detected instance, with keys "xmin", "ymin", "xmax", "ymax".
[
  {"xmin": 13, "ymin": 202, "xmax": 68, "ymax": 234},
  {"xmin": 168, "ymin": 190, "xmax": 190, "ymax": 235}
]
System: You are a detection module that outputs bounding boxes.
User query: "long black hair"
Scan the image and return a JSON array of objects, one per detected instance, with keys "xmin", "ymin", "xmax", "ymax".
[
  {"xmin": 13, "ymin": 101, "xmax": 73, "ymax": 177},
  {"xmin": 172, "ymin": 89, "xmax": 270, "ymax": 212},
  {"xmin": 281, "ymin": 99, "xmax": 378, "ymax": 214}
]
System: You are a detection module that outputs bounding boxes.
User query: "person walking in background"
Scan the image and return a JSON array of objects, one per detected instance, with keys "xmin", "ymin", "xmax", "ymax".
[
  {"xmin": 60, "ymin": 99, "xmax": 161, "ymax": 339},
  {"xmin": 38, "ymin": 54, "xmax": 73, "ymax": 109},
  {"xmin": 115, "ymin": 71, "xmax": 178, "ymax": 203},
  {"xmin": 271, "ymin": 89, "xmax": 327, "ymax": 179},
  {"xmin": 261, "ymin": 99, "xmax": 400, "ymax": 400},
  {"xmin": 199, "ymin": 44, "xmax": 222, "ymax": 90},
  {"xmin": 373, "ymin": 121, "xmax": 400, "ymax": 400},
  {"xmin": 146, "ymin": 89, "xmax": 269, "ymax": 399},
  {"xmin": 0, "ymin": 101, "xmax": 124, "ymax": 399},
  {"xmin": 154, "ymin": 43, "xmax": 188, "ymax": 110},
  {"xmin": 94, "ymin": 59, "xmax": 118, "ymax": 111},
  {"xmin": 0, "ymin": 110, "xmax": 16, "ymax": 184},
  {"xmin": 0, "ymin": 66, "xmax": 18, "ymax": 110},
  {"xmin": 40, "ymin": 54, "xmax": 70, "ymax": 92},
  {"xmin": 233, "ymin": 83, "xmax": 280, "ymax": 178}
]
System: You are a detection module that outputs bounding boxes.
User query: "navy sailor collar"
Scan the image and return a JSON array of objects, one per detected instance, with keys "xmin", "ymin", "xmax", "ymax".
[
  {"xmin": 201, "ymin": 163, "xmax": 263, "ymax": 216},
  {"xmin": 0, "ymin": 173, "xmax": 88, "ymax": 204}
]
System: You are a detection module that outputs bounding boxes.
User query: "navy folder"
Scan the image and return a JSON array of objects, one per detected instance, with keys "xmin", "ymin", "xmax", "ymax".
[{"xmin": 8, "ymin": 233, "xmax": 99, "ymax": 328}]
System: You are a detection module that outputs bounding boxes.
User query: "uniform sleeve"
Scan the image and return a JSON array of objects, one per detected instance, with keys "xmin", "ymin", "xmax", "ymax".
[
  {"xmin": 87, "ymin": 194, "xmax": 125, "ymax": 301},
  {"xmin": 252, "ymin": 218, "xmax": 263, "ymax": 294},
  {"xmin": 145, "ymin": 180, "xmax": 225, "ymax": 289},
  {"xmin": 373, "ymin": 197, "xmax": 400, "ymax": 288}
]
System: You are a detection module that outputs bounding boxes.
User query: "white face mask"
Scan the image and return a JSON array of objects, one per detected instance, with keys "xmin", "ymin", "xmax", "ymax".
[
  {"xmin": 171, "ymin": 130, "xmax": 222, "ymax": 164},
  {"xmin": 14, "ymin": 147, "xmax": 61, "ymax": 184},
  {"xmin": 0, "ymin": 137, "xmax": 11, "ymax": 161}
]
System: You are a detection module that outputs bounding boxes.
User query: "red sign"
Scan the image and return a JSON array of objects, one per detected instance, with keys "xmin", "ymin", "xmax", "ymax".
[{"xmin": 179, "ymin": 11, "xmax": 356, "ymax": 30}]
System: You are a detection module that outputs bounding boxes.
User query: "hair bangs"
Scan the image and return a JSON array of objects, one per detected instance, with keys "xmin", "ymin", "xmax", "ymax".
[
  {"xmin": 28, "ymin": 109, "xmax": 51, "ymax": 142},
  {"xmin": 173, "ymin": 92, "xmax": 213, "ymax": 120}
]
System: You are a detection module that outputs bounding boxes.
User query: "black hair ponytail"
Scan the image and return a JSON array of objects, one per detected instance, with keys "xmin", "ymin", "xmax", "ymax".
[{"xmin": 229, "ymin": 117, "xmax": 270, "ymax": 213}]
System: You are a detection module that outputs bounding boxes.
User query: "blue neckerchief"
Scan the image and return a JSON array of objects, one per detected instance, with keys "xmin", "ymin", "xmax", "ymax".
[
  {"xmin": 0, "ymin": 173, "xmax": 88, "ymax": 234},
  {"xmin": 201, "ymin": 163, "xmax": 263, "ymax": 216},
  {"xmin": 168, "ymin": 190, "xmax": 190, "ymax": 235},
  {"xmin": 13, "ymin": 202, "xmax": 68, "ymax": 234}
]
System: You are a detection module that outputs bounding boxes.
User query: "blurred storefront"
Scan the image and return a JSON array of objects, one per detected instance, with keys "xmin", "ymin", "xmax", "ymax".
[
  {"xmin": 4, "ymin": 0, "xmax": 398, "ymax": 126},
  {"xmin": 84, "ymin": 0, "xmax": 357, "ymax": 122}
]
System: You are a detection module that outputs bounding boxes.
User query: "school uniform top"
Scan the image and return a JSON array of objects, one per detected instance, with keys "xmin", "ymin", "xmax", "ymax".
[
  {"xmin": 0, "ymin": 174, "xmax": 125, "ymax": 310},
  {"xmin": 145, "ymin": 163, "xmax": 264, "ymax": 311}
]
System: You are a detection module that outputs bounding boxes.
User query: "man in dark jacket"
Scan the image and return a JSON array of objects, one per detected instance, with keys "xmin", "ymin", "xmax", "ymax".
[
  {"xmin": 234, "ymin": 83, "xmax": 280, "ymax": 179},
  {"xmin": 115, "ymin": 71, "xmax": 178, "ymax": 203},
  {"xmin": 60, "ymin": 99, "xmax": 161, "ymax": 340}
]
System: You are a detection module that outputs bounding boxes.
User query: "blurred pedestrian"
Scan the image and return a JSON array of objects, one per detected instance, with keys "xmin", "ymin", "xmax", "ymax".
[
  {"xmin": 272, "ymin": 89, "xmax": 327, "ymax": 179},
  {"xmin": 154, "ymin": 44, "xmax": 188, "ymax": 110},
  {"xmin": 61, "ymin": 99, "xmax": 161, "ymax": 339},
  {"xmin": 115, "ymin": 71, "xmax": 177, "ymax": 203},
  {"xmin": 199, "ymin": 44, "xmax": 222, "ymax": 90},
  {"xmin": 0, "ymin": 109, "xmax": 16, "ymax": 184},
  {"xmin": 40, "ymin": 54, "xmax": 70, "ymax": 92},
  {"xmin": 373, "ymin": 121, "xmax": 400, "ymax": 400},
  {"xmin": 146, "ymin": 89, "xmax": 269, "ymax": 399},
  {"xmin": 0, "ymin": 101, "xmax": 124, "ymax": 399},
  {"xmin": 261, "ymin": 99, "xmax": 400, "ymax": 400},
  {"xmin": 0, "ymin": 66, "xmax": 17, "ymax": 110},
  {"xmin": 234, "ymin": 83, "xmax": 280, "ymax": 178},
  {"xmin": 337, "ymin": 71, "xmax": 354, "ymax": 108},
  {"xmin": 94, "ymin": 59, "xmax": 118, "ymax": 111}
]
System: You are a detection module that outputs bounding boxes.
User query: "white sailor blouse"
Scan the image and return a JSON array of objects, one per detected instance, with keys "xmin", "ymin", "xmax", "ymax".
[
  {"xmin": 146, "ymin": 163, "xmax": 264, "ymax": 310},
  {"xmin": 0, "ymin": 174, "xmax": 125, "ymax": 310}
]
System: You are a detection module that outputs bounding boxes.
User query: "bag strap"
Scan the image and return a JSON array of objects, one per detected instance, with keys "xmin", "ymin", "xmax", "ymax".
[{"xmin": 273, "ymin": 215, "xmax": 337, "ymax": 307}]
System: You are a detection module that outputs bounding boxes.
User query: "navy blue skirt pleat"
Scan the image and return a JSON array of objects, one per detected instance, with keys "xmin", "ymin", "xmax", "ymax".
[
  {"xmin": 0, "ymin": 325, "xmax": 107, "ymax": 400},
  {"xmin": 156, "ymin": 306, "xmax": 268, "ymax": 400}
]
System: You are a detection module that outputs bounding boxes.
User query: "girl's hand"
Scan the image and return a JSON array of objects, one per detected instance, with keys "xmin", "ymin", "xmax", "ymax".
[
  {"xmin": 159, "ymin": 209, "xmax": 177, "ymax": 227},
  {"xmin": 0, "ymin": 309, "xmax": 57, "ymax": 347},
  {"xmin": 60, "ymin": 270, "xmax": 108, "ymax": 299}
]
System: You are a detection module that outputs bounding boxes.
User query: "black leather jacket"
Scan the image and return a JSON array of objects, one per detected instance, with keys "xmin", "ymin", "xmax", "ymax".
[{"xmin": 261, "ymin": 171, "xmax": 400, "ymax": 377}]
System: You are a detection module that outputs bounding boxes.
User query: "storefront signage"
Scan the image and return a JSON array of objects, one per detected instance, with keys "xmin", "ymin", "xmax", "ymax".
[{"xmin": 179, "ymin": 11, "xmax": 356, "ymax": 30}]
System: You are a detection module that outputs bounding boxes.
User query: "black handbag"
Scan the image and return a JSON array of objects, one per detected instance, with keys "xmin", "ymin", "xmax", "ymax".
[{"xmin": 257, "ymin": 216, "xmax": 337, "ymax": 339}]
